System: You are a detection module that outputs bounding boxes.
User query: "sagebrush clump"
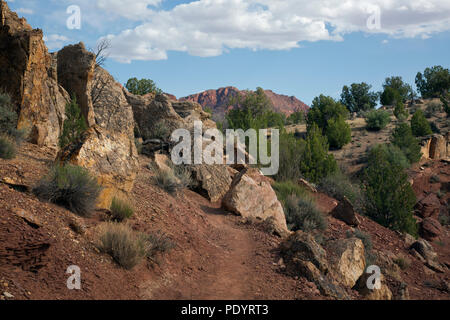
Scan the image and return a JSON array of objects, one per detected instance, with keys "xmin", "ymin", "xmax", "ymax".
[
  {"xmin": 33, "ymin": 165, "xmax": 102, "ymax": 217},
  {"xmin": 0, "ymin": 135, "xmax": 16, "ymax": 159},
  {"xmin": 110, "ymin": 197, "xmax": 134, "ymax": 221},
  {"xmin": 152, "ymin": 163, "xmax": 192, "ymax": 195},
  {"xmin": 319, "ymin": 172, "xmax": 364, "ymax": 211},
  {"xmin": 283, "ymin": 195, "xmax": 327, "ymax": 233}
]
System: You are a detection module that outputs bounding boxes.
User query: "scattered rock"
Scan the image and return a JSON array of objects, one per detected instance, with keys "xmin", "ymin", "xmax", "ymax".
[
  {"xmin": 326, "ymin": 238, "xmax": 365, "ymax": 288},
  {"xmin": 298, "ymin": 178, "xmax": 317, "ymax": 193},
  {"xmin": 3, "ymin": 291, "xmax": 13, "ymax": 299},
  {"xmin": 410, "ymin": 239, "xmax": 444, "ymax": 273},
  {"xmin": 11, "ymin": 208, "xmax": 42, "ymax": 228},
  {"xmin": 330, "ymin": 196, "xmax": 360, "ymax": 226},
  {"xmin": 189, "ymin": 164, "xmax": 232, "ymax": 203},
  {"xmin": 414, "ymin": 193, "xmax": 441, "ymax": 218},
  {"xmin": 420, "ymin": 217, "xmax": 443, "ymax": 240},
  {"xmin": 223, "ymin": 168, "xmax": 288, "ymax": 236}
]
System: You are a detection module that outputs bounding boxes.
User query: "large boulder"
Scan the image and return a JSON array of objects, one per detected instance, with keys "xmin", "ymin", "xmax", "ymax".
[
  {"xmin": 355, "ymin": 272, "xmax": 393, "ymax": 300},
  {"xmin": 414, "ymin": 193, "xmax": 441, "ymax": 218},
  {"xmin": 188, "ymin": 164, "xmax": 231, "ymax": 203},
  {"xmin": 57, "ymin": 66, "xmax": 138, "ymax": 209},
  {"xmin": 222, "ymin": 168, "xmax": 288, "ymax": 235},
  {"xmin": 421, "ymin": 134, "xmax": 448, "ymax": 160},
  {"xmin": 330, "ymin": 197, "xmax": 360, "ymax": 226},
  {"xmin": 57, "ymin": 42, "xmax": 96, "ymax": 127},
  {"xmin": 326, "ymin": 238, "xmax": 366, "ymax": 288},
  {"xmin": 172, "ymin": 100, "xmax": 216, "ymax": 130},
  {"xmin": 0, "ymin": 1, "xmax": 69, "ymax": 148},
  {"xmin": 420, "ymin": 217, "xmax": 443, "ymax": 241},
  {"xmin": 280, "ymin": 231, "xmax": 348, "ymax": 299}
]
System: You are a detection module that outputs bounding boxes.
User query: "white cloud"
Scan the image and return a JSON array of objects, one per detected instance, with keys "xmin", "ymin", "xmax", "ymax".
[
  {"xmin": 100, "ymin": 0, "xmax": 450, "ymax": 63},
  {"xmin": 16, "ymin": 7, "xmax": 33, "ymax": 15},
  {"xmin": 43, "ymin": 34, "xmax": 71, "ymax": 51}
]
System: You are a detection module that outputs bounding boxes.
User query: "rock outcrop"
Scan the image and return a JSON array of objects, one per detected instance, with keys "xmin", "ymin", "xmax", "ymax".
[
  {"xmin": 222, "ymin": 168, "xmax": 288, "ymax": 236},
  {"xmin": 410, "ymin": 239, "xmax": 445, "ymax": 273},
  {"xmin": 420, "ymin": 217, "xmax": 443, "ymax": 241},
  {"xmin": 420, "ymin": 134, "xmax": 449, "ymax": 161},
  {"xmin": 0, "ymin": 0, "xmax": 69, "ymax": 148},
  {"xmin": 188, "ymin": 164, "xmax": 231, "ymax": 203},
  {"xmin": 414, "ymin": 193, "xmax": 441, "ymax": 218},
  {"xmin": 57, "ymin": 65, "xmax": 139, "ymax": 209},
  {"xmin": 355, "ymin": 272, "xmax": 393, "ymax": 300}
]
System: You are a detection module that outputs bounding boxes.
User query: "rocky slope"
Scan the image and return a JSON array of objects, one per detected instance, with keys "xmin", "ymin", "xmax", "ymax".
[{"xmin": 179, "ymin": 86, "xmax": 310, "ymax": 119}]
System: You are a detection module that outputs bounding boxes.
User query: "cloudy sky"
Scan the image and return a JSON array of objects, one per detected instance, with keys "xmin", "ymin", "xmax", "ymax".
[{"xmin": 6, "ymin": 0, "xmax": 450, "ymax": 104}]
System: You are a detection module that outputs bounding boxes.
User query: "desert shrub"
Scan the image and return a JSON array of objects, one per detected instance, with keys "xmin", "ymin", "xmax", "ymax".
[
  {"xmin": 273, "ymin": 180, "xmax": 308, "ymax": 205},
  {"xmin": 97, "ymin": 222, "xmax": 147, "ymax": 269},
  {"xmin": 441, "ymin": 93, "xmax": 450, "ymax": 116},
  {"xmin": 168, "ymin": 162, "xmax": 193, "ymax": 189},
  {"xmin": 146, "ymin": 121, "xmax": 170, "ymax": 140},
  {"xmin": 365, "ymin": 109, "xmax": 391, "ymax": 131},
  {"xmin": 0, "ymin": 135, "xmax": 16, "ymax": 159},
  {"xmin": 370, "ymin": 144, "xmax": 410, "ymax": 170},
  {"xmin": 390, "ymin": 123, "xmax": 422, "ymax": 164},
  {"xmin": 425, "ymin": 101, "xmax": 442, "ymax": 118},
  {"xmin": 125, "ymin": 77, "xmax": 162, "ymax": 95},
  {"xmin": 152, "ymin": 163, "xmax": 191, "ymax": 195},
  {"xmin": 145, "ymin": 231, "xmax": 175, "ymax": 258},
  {"xmin": 393, "ymin": 257, "xmax": 411, "ymax": 270},
  {"xmin": 33, "ymin": 165, "xmax": 101, "ymax": 217},
  {"xmin": 0, "ymin": 92, "xmax": 27, "ymax": 143},
  {"xmin": 430, "ymin": 121, "xmax": 441, "ymax": 134},
  {"xmin": 110, "ymin": 197, "xmax": 134, "ymax": 221},
  {"xmin": 284, "ymin": 195, "xmax": 327, "ymax": 233},
  {"xmin": 438, "ymin": 207, "xmax": 450, "ymax": 226},
  {"xmin": 275, "ymin": 132, "xmax": 306, "ymax": 182},
  {"xmin": 362, "ymin": 146, "xmax": 418, "ymax": 236},
  {"xmin": 411, "ymin": 109, "xmax": 432, "ymax": 137},
  {"xmin": 59, "ymin": 97, "xmax": 88, "ymax": 148},
  {"xmin": 394, "ymin": 101, "xmax": 408, "ymax": 121},
  {"xmin": 286, "ymin": 110, "xmax": 305, "ymax": 125},
  {"xmin": 318, "ymin": 172, "xmax": 363, "ymax": 207},
  {"xmin": 326, "ymin": 115, "xmax": 351, "ymax": 149},
  {"xmin": 299, "ymin": 123, "xmax": 338, "ymax": 183},
  {"xmin": 429, "ymin": 175, "xmax": 440, "ymax": 183}
]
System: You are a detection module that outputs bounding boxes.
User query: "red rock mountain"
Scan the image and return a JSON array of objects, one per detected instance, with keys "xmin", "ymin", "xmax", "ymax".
[{"xmin": 179, "ymin": 86, "xmax": 309, "ymax": 118}]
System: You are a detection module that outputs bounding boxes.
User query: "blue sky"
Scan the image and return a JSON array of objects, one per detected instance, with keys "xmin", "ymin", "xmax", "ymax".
[{"xmin": 7, "ymin": 0, "xmax": 450, "ymax": 105}]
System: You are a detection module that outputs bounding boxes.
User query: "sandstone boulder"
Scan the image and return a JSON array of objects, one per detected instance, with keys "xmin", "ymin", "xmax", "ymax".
[
  {"xmin": 0, "ymin": 1, "xmax": 69, "ymax": 148},
  {"xmin": 420, "ymin": 217, "xmax": 443, "ymax": 240},
  {"xmin": 355, "ymin": 272, "xmax": 393, "ymax": 300},
  {"xmin": 172, "ymin": 100, "xmax": 216, "ymax": 130},
  {"xmin": 222, "ymin": 168, "xmax": 288, "ymax": 235},
  {"xmin": 326, "ymin": 238, "xmax": 366, "ymax": 288},
  {"xmin": 330, "ymin": 196, "xmax": 360, "ymax": 226},
  {"xmin": 414, "ymin": 193, "xmax": 440, "ymax": 218},
  {"xmin": 189, "ymin": 164, "xmax": 231, "ymax": 203}
]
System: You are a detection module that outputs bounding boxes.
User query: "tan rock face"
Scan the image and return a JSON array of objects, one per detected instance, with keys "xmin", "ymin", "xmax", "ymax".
[
  {"xmin": 421, "ymin": 134, "xmax": 448, "ymax": 160},
  {"xmin": 326, "ymin": 238, "xmax": 366, "ymax": 288},
  {"xmin": 355, "ymin": 273, "xmax": 393, "ymax": 300},
  {"xmin": 0, "ymin": 1, "xmax": 69, "ymax": 148},
  {"xmin": 222, "ymin": 168, "xmax": 288, "ymax": 236},
  {"xmin": 188, "ymin": 164, "xmax": 231, "ymax": 203}
]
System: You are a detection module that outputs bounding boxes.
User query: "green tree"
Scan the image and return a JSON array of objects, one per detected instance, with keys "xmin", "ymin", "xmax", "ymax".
[
  {"xmin": 363, "ymin": 145, "xmax": 418, "ymax": 236},
  {"xmin": 365, "ymin": 109, "xmax": 391, "ymax": 131},
  {"xmin": 340, "ymin": 82, "xmax": 378, "ymax": 113},
  {"xmin": 393, "ymin": 100, "xmax": 408, "ymax": 121},
  {"xmin": 59, "ymin": 97, "xmax": 88, "ymax": 148},
  {"xmin": 307, "ymin": 95, "xmax": 349, "ymax": 130},
  {"xmin": 275, "ymin": 132, "xmax": 306, "ymax": 182},
  {"xmin": 286, "ymin": 110, "xmax": 305, "ymax": 125},
  {"xmin": 410, "ymin": 109, "xmax": 432, "ymax": 137},
  {"xmin": 415, "ymin": 65, "xmax": 450, "ymax": 98},
  {"xmin": 441, "ymin": 92, "xmax": 450, "ymax": 116},
  {"xmin": 125, "ymin": 78, "xmax": 163, "ymax": 95},
  {"xmin": 326, "ymin": 115, "xmax": 351, "ymax": 149},
  {"xmin": 380, "ymin": 76, "xmax": 412, "ymax": 104},
  {"xmin": 299, "ymin": 123, "xmax": 337, "ymax": 183},
  {"xmin": 390, "ymin": 122, "xmax": 422, "ymax": 164}
]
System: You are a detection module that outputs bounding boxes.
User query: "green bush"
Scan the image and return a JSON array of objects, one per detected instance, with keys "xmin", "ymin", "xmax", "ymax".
[
  {"xmin": 286, "ymin": 111, "xmax": 305, "ymax": 125},
  {"xmin": 273, "ymin": 180, "xmax": 308, "ymax": 205},
  {"xmin": 411, "ymin": 109, "xmax": 432, "ymax": 137},
  {"xmin": 394, "ymin": 101, "xmax": 408, "ymax": 121},
  {"xmin": 152, "ymin": 163, "xmax": 192, "ymax": 195},
  {"xmin": 380, "ymin": 86, "xmax": 401, "ymax": 106},
  {"xmin": 326, "ymin": 115, "xmax": 351, "ymax": 149},
  {"xmin": 125, "ymin": 78, "xmax": 162, "ymax": 95},
  {"xmin": 363, "ymin": 146, "xmax": 418, "ymax": 236},
  {"xmin": 299, "ymin": 123, "xmax": 338, "ymax": 183},
  {"xmin": 0, "ymin": 92, "xmax": 27, "ymax": 143},
  {"xmin": 318, "ymin": 172, "xmax": 363, "ymax": 209},
  {"xmin": 33, "ymin": 165, "xmax": 102, "ymax": 217},
  {"xmin": 110, "ymin": 197, "xmax": 134, "ymax": 221},
  {"xmin": 275, "ymin": 132, "xmax": 306, "ymax": 182},
  {"xmin": 284, "ymin": 195, "xmax": 327, "ymax": 233},
  {"xmin": 0, "ymin": 135, "xmax": 16, "ymax": 159},
  {"xmin": 372, "ymin": 144, "xmax": 410, "ymax": 169},
  {"xmin": 59, "ymin": 97, "xmax": 88, "ymax": 148},
  {"xmin": 390, "ymin": 123, "xmax": 422, "ymax": 164},
  {"xmin": 365, "ymin": 109, "xmax": 391, "ymax": 131}
]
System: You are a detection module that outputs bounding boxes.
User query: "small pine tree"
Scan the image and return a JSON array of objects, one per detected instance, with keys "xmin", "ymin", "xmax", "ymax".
[
  {"xmin": 300, "ymin": 123, "xmax": 337, "ymax": 183},
  {"xmin": 326, "ymin": 115, "xmax": 351, "ymax": 149},
  {"xmin": 441, "ymin": 93, "xmax": 450, "ymax": 117},
  {"xmin": 394, "ymin": 100, "xmax": 408, "ymax": 121},
  {"xmin": 59, "ymin": 97, "xmax": 88, "ymax": 148},
  {"xmin": 363, "ymin": 146, "xmax": 418, "ymax": 236},
  {"xmin": 410, "ymin": 109, "xmax": 432, "ymax": 137},
  {"xmin": 390, "ymin": 122, "xmax": 422, "ymax": 164}
]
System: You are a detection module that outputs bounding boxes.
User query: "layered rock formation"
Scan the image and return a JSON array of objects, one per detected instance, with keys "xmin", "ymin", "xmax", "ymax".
[
  {"xmin": 0, "ymin": 0, "xmax": 69, "ymax": 148},
  {"xmin": 180, "ymin": 86, "xmax": 309, "ymax": 119},
  {"xmin": 420, "ymin": 133, "xmax": 450, "ymax": 160}
]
